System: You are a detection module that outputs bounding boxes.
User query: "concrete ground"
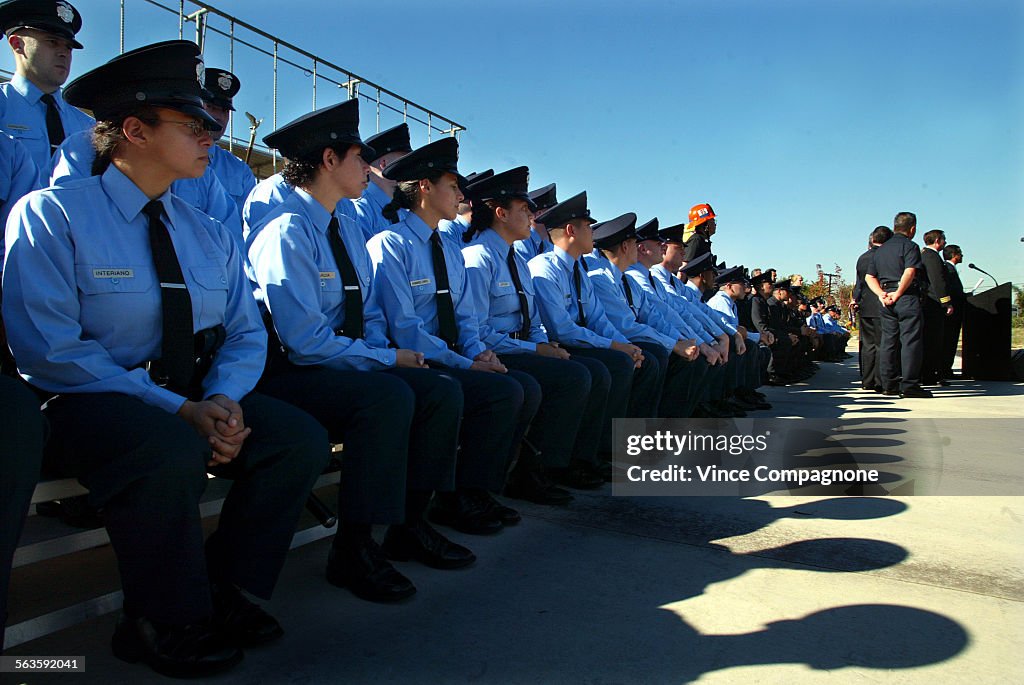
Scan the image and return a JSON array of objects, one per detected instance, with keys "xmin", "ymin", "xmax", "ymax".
[{"xmin": 8, "ymin": 349, "xmax": 1024, "ymax": 684}]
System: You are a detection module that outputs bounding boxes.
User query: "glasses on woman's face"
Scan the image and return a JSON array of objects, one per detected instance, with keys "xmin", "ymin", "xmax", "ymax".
[{"xmin": 154, "ymin": 118, "xmax": 210, "ymax": 138}]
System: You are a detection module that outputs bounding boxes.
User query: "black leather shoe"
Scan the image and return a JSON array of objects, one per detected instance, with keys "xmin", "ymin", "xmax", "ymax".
[
  {"xmin": 429, "ymin": 490, "xmax": 504, "ymax": 535},
  {"xmin": 900, "ymin": 386, "xmax": 933, "ymax": 398},
  {"xmin": 881, "ymin": 388, "xmax": 901, "ymax": 396},
  {"xmin": 551, "ymin": 461, "xmax": 604, "ymax": 490},
  {"xmin": 477, "ymin": 491, "xmax": 522, "ymax": 525},
  {"xmin": 111, "ymin": 613, "xmax": 242, "ymax": 679},
  {"xmin": 381, "ymin": 519, "xmax": 476, "ymax": 569},
  {"xmin": 505, "ymin": 469, "xmax": 574, "ymax": 505},
  {"xmin": 326, "ymin": 538, "xmax": 417, "ymax": 602},
  {"xmin": 210, "ymin": 582, "xmax": 283, "ymax": 647}
]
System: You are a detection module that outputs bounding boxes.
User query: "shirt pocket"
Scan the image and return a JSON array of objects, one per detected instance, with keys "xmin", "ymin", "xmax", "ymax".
[
  {"xmin": 490, "ymin": 278, "xmax": 516, "ymax": 313},
  {"xmin": 189, "ymin": 265, "xmax": 229, "ymax": 324},
  {"xmin": 75, "ymin": 264, "xmax": 158, "ymax": 331}
]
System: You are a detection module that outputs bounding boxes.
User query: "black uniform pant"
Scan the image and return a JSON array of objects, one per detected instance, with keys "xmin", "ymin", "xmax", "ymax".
[
  {"xmin": 941, "ymin": 306, "xmax": 963, "ymax": 376},
  {"xmin": 564, "ymin": 347, "xmax": 635, "ymax": 461},
  {"xmin": 502, "ymin": 354, "xmax": 592, "ymax": 470},
  {"xmin": 659, "ymin": 355, "xmax": 711, "ymax": 418},
  {"xmin": 880, "ymin": 295, "xmax": 924, "ymax": 392},
  {"xmin": 633, "ymin": 342, "xmax": 668, "ymax": 418},
  {"xmin": 921, "ymin": 299, "xmax": 946, "ymax": 383},
  {"xmin": 435, "ymin": 367, "xmax": 524, "ymax": 492},
  {"xmin": 41, "ymin": 392, "xmax": 329, "ymax": 625},
  {"xmin": 1, "ymin": 377, "xmax": 44, "ymax": 646},
  {"xmin": 858, "ymin": 315, "xmax": 881, "ymax": 389},
  {"xmin": 260, "ymin": 366, "xmax": 460, "ymax": 523}
]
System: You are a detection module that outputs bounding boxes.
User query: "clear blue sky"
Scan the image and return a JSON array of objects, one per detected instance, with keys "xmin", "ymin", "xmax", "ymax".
[{"xmin": 7, "ymin": 0, "xmax": 1022, "ymax": 289}]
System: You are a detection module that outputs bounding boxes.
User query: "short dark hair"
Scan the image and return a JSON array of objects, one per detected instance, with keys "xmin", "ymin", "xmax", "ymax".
[
  {"xmin": 90, "ymin": 105, "xmax": 160, "ymax": 175},
  {"xmin": 923, "ymin": 229, "xmax": 945, "ymax": 246},
  {"xmin": 943, "ymin": 244, "xmax": 962, "ymax": 260},
  {"xmin": 870, "ymin": 225, "xmax": 893, "ymax": 245},
  {"xmin": 281, "ymin": 145, "xmax": 352, "ymax": 188},
  {"xmin": 893, "ymin": 211, "xmax": 916, "ymax": 235}
]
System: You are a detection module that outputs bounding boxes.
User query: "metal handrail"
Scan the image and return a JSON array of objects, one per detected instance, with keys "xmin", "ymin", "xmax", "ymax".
[{"xmin": 121, "ymin": 0, "xmax": 465, "ymax": 148}]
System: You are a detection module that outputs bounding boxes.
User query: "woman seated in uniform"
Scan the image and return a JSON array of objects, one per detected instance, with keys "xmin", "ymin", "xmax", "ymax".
[
  {"xmin": 461, "ymin": 167, "xmax": 611, "ymax": 500},
  {"xmin": 245, "ymin": 100, "xmax": 475, "ymax": 606},
  {"xmin": 2, "ymin": 41, "xmax": 330, "ymax": 678},
  {"xmin": 367, "ymin": 139, "xmax": 532, "ymax": 535}
]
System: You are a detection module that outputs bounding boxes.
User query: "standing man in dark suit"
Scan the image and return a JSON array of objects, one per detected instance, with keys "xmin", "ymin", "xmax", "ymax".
[
  {"xmin": 853, "ymin": 226, "xmax": 892, "ymax": 391},
  {"xmin": 866, "ymin": 211, "xmax": 929, "ymax": 398},
  {"xmin": 919, "ymin": 229, "xmax": 953, "ymax": 386},
  {"xmin": 940, "ymin": 244, "xmax": 965, "ymax": 378}
]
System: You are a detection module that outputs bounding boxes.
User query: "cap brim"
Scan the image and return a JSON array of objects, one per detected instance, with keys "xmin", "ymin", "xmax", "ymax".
[{"xmin": 14, "ymin": 23, "xmax": 83, "ymax": 48}]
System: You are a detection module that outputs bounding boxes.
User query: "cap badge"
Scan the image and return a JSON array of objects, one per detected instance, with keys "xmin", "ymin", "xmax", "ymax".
[
  {"xmin": 56, "ymin": 1, "xmax": 74, "ymax": 24},
  {"xmin": 217, "ymin": 74, "xmax": 232, "ymax": 91}
]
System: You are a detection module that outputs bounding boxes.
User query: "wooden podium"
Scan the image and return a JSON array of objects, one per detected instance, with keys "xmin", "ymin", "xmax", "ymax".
[{"xmin": 962, "ymin": 282, "xmax": 1013, "ymax": 380}]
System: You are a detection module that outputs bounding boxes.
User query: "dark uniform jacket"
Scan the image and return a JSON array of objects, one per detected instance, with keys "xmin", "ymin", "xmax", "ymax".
[
  {"xmin": 682, "ymin": 232, "xmax": 711, "ymax": 262},
  {"xmin": 943, "ymin": 261, "xmax": 964, "ymax": 306},
  {"xmin": 854, "ymin": 246, "xmax": 880, "ymax": 318},
  {"xmin": 920, "ymin": 247, "xmax": 951, "ymax": 305},
  {"xmin": 867, "ymin": 233, "xmax": 923, "ymax": 293},
  {"xmin": 765, "ymin": 296, "xmax": 797, "ymax": 336}
]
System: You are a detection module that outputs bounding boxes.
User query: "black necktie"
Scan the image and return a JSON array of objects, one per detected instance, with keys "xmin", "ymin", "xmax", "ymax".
[
  {"xmin": 506, "ymin": 247, "xmax": 531, "ymax": 338},
  {"xmin": 142, "ymin": 200, "xmax": 196, "ymax": 395},
  {"xmin": 572, "ymin": 260, "xmax": 587, "ymax": 327},
  {"xmin": 622, "ymin": 274, "xmax": 638, "ymax": 320},
  {"xmin": 40, "ymin": 93, "xmax": 66, "ymax": 152},
  {"xmin": 430, "ymin": 231, "xmax": 458, "ymax": 349},
  {"xmin": 648, "ymin": 272, "xmax": 658, "ymax": 290},
  {"xmin": 537, "ymin": 241, "xmax": 546, "ymax": 255},
  {"xmin": 326, "ymin": 216, "xmax": 363, "ymax": 340}
]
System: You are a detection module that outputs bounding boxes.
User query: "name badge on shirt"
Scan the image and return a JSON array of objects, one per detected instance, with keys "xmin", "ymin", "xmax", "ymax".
[
  {"xmin": 320, "ymin": 271, "xmax": 336, "ymax": 279},
  {"xmin": 498, "ymin": 281, "xmax": 511, "ymax": 288},
  {"xmin": 93, "ymin": 268, "xmax": 134, "ymax": 279},
  {"xmin": 410, "ymin": 278, "xmax": 431, "ymax": 287},
  {"xmin": 5, "ymin": 123, "xmax": 30, "ymax": 132}
]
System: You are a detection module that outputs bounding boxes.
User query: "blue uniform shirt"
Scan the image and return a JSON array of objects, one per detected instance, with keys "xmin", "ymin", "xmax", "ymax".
[
  {"xmin": 527, "ymin": 246, "xmax": 628, "ymax": 349},
  {"xmin": 650, "ymin": 264, "xmax": 728, "ymax": 338},
  {"xmin": 245, "ymin": 186, "xmax": 396, "ymax": 371},
  {"xmin": 0, "ymin": 73, "xmax": 94, "ymax": 171},
  {"xmin": 586, "ymin": 253, "xmax": 678, "ymax": 350},
  {"xmin": 1, "ymin": 134, "xmax": 42, "ymax": 262},
  {"xmin": 2, "ymin": 164, "xmax": 266, "ymax": 414},
  {"xmin": 208, "ymin": 144, "xmax": 256, "ymax": 218},
  {"xmin": 345, "ymin": 181, "xmax": 395, "ymax": 242},
  {"xmin": 707, "ymin": 291, "xmax": 760, "ymax": 342},
  {"xmin": 49, "ymin": 129, "xmax": 243, "ymax": 245},
  {"xmin": 822, "ymin": 313, "xmax": 847, "ymax": 334},
  {"xmin": 462, "ymin": 227, "xmax": 547, "ymax": 354},
  {"xmin": 513, "ymin": 227, "xmax": 549, "ymax": 263},
  {"xmin": 367, "ymin": 211, "xmax": 486, "ymax": 369},
  {"xmin": 625, "ymin": 263, "xmax": 711, "ymax": 344},
  {"xmin": 437, "ymin": 214, "xmax": 469, "ymax": 246},
  {"xmin": 243, "ymin": 172, "xmax": 356, "ymax": 236}
]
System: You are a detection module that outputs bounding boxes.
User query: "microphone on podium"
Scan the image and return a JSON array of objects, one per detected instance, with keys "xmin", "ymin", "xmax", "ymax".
[{"xmin": 967, "ymin": 263, "xmax": 998, "ymax": 287}]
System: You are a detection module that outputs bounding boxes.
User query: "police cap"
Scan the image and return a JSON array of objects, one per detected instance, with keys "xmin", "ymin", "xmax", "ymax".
[
  {"xmin": 263, "ymin": 99, "xmax": 374, "ymax": 161},
  {"xmin": 528, "ymin": 183, "xmax": 557, "ymax": 213},
  {"xmin": 466, "ymin": 166, "xmax": 536, "ymax": 210},
  {"xmin": 0, "ymin": 0, "xmax": 82, "ymax": 48},
  {"xmin": 592, "ymin": 212, "xmax": 638, "ymax": 250},
  {"xmin": 537, "ymin": 191, "xmax": 596, "ymax": 229},
  {"xmin": 201, "ymin": 68, "xmax": 240, "ymax": 111},
  {"xmin": 635, "ymin": 217, "xmax": 661, "ymax": 243},
  {"xmin": 64, "ymin": 40, "xmax": 219, "ymax": 129},
  {"xmin": 364, "ymin": 123, "xmax": 412, "ymax": 163},
  {"xmin": 383, "ymin": 137, "xmax": 464, "ymax": 184}
]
